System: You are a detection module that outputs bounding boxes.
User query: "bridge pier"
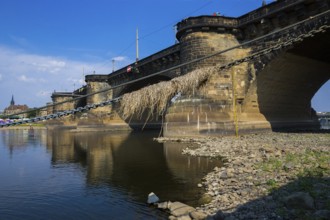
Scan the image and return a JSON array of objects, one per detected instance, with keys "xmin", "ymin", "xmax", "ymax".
[
  {"xmin": 51, "ymin": 93, "xmax": 76, "ymax": 113},
  {"xmin": 85, "ymin": 75, "xmax": 113, "ymax": 116},
  {"xmin": 77, "ymin": 75, "xmax": 131, "ymax": 130}
]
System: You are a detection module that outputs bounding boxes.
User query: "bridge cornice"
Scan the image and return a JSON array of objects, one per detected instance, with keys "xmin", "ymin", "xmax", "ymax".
[
  {"xmin": 85, "ymin": 74, "xmax": 109, "ymax": 82},
  {"xmin": 238, "ymin": 0, "xmax": 305, "ymax": 26},
  {"xmin": 175, "ymin": 0, "xmax": 328, "ymax": 40},
  {"xmin": 176, "ymin": 16, "xmax": 239, "ymax": 40}
]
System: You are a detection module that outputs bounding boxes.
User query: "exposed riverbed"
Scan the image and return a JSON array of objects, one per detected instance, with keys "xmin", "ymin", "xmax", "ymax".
[{"xmin": 157, "ymin": 131, "xmax": 330, "ymax": 219}]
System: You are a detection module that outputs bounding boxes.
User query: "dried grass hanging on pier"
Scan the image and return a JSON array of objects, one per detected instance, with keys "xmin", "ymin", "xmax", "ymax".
[{"xmin": 119, "ymin": 67, "xmax": 216, "ymax": 119}]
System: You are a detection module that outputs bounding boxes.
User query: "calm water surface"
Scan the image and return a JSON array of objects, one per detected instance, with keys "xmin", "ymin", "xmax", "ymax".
[{"xmin": 0, "ymin": 129, "xmax": 221, "ymax": 220}]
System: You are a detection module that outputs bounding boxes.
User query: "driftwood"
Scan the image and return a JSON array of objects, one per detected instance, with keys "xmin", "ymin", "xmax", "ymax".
[{"xmin": 119, "ymin": 67, "xmax": 216, "ymax": 119}]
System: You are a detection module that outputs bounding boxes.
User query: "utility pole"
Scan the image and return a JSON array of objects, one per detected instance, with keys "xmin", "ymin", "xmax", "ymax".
[{"xmin": 136, "ymin": 27, "xmax": 139, "ymax": 62}]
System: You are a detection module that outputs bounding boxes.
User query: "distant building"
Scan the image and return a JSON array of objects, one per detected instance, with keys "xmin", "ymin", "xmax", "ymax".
[{"xmin": 3, "ymin": 95, "xmax": 29, "ymax": 118}]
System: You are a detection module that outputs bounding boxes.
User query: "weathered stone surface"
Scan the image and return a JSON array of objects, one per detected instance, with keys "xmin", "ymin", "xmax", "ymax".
[
  {"xmin": 169, "ymin": 215, "xmax": 177, "ymax": 220},
  {"xmin": 157, "ymin": 201, "xmax": 169, "ymax": 210},
  {"xmin": 169, "ymin": 202, "xmax": 195, "ymax": 217},
  {"xmin": 198, "ymin": 194, "xmax": 213, "ymax": 205},
  {"xmin": 189, "ymin": 211, "xmax": 208, "ymax": 220},
  {"xmin": 284, "ymin": 192, "xmax": 315, "ymax": 210},
  {"xmin": 177, "ymin": 215, "xmax": 192, "ymax": 220}
]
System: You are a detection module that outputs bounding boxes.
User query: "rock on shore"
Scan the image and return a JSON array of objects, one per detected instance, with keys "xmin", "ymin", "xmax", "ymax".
[{"xmin": 156, "ymin": 132, "xmax": 330, "ymax": 220}]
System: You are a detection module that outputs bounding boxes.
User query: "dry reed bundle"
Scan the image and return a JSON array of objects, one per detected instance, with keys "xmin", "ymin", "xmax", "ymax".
[{"xmin": 119, "ymin": 66, "xmax": 216, "ymax": 119}]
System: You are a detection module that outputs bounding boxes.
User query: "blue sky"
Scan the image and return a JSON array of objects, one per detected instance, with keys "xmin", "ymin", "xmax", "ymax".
[{"xmin": 0, "ymin": 0, "xmax": 328, "ymax": 112}]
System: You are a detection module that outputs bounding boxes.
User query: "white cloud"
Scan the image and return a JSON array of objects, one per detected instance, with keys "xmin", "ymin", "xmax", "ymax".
[
  {"xmin": 18, "ymin": 74, "xmax": 36, "ymax": 82},
  {"xmin": 30, "ymin": 59, "xmax": 66, "ymax": 74},
  {"xmin": 113, "ymin": 56, "xmax": 126, "ymax": 62},
  {"xmin": 67, "ymin": 77, "xmax": 86, "ymax": 89},
  {"xmin": 0, "ymin": 45, "xmax": 115, "ymax": 109},
  {"xmin": 17, "ymin": 74, "xmax": 47, "ymax": 83},
  {"xmin": 36, "ymin": 90, "xmax": 52, "ymax": 98}
]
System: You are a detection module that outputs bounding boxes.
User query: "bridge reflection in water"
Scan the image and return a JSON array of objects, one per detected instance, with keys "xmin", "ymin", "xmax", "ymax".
[
  {"xmin": 48, "ymin": 129, "xmax": 222, "ymax": 206},
  {"xmin": 0, "ymin": 129, "xmax": 222, "ymax": 219}
]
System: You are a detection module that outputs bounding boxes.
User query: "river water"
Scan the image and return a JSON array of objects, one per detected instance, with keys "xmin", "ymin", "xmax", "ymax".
[{"xmin": 0, "ymin": 128, "xmax": 221, "ymax": 220}]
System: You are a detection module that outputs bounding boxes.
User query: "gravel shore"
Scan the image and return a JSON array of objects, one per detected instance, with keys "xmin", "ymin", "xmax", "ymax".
[{"xmin": 157, "ymin": 131, "xmax": 330, "ymax": 220}]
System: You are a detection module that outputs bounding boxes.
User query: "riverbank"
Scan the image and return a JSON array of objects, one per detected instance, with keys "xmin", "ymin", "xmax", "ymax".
[
  {"xmin": 156, "ymin": 131, "xmax": 330, "ymax": 219},
  {"xmin": 0, "ymin": 124, "xmax": 46, "ymax": 130}
]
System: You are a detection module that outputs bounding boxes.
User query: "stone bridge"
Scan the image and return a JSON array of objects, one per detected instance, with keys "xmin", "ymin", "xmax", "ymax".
[{"xmin": 51, "ymin": 0, "xmax": 330, "ymax": 136}]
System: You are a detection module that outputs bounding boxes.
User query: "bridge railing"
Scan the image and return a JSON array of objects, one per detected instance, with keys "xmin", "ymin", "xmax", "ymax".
[
  {"xmin": 85, "ymin": 74, "xmax": 109, "ymax": 82},
  {"xmin": 175, "ymin": 0, "xmax": 308, "ymax": 39},
  {"xmin": 238, "ymin": 0, "xmax": 305, "ymax": 26},
  {"xmin": 250, "ymin": 9, "xmax": 330, "ymax": 51},
  {"xmin": 107, "ymin": 44, "xmax": 181, "ymax": 83}
]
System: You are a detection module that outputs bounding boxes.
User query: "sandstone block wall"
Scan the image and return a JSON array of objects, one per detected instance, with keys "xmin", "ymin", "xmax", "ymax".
[
  {"xmin": 52, "ymin": 96, "xmax": 75, "ymax": 113},
  {"xmin": 86, "ymin": 81, "xmax": 113, "ymax": 115}
]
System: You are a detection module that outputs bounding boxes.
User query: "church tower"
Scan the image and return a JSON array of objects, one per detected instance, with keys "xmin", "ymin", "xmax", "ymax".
[{"xmin": 10, "ymin": 95, "xmax": 15, "ymax": 106}]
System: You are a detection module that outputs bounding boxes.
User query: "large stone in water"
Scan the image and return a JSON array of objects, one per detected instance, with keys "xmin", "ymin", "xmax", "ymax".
[
  {"xmin": 198, "ymin": 193, "xmax": 213, "ymax": 205},
  {"xmin": 157, "ymin": 201, "xmax": 170, "ymax": 210},
  {"xmin": 189, "ymin": 210, "xmax": 208, "ymax": 220},
  {"xmin": 169, "ymin": 201, "xmax": 195, "ymax": 217},
  {"xmin": 147, "ymin": 192, "xmax": 159, "ymax": 204}
]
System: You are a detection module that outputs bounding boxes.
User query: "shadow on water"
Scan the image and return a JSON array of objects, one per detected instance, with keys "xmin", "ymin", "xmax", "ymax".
[
  {"xmin": 213, "ymin": 176, "xmax": 330, "ymax": 220},
  {"xmin": 48, "ymin": 129, "xmax": 222, "ymax": 207},
  {"xmin": 0, "ymin": 128, "xmax": 223, "ymax": 219}
]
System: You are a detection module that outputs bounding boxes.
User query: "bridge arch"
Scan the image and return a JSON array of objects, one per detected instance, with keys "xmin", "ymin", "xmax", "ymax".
[{"xmin": 243, "ymin": 30, "xmax": 330, "ymax": 130}]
